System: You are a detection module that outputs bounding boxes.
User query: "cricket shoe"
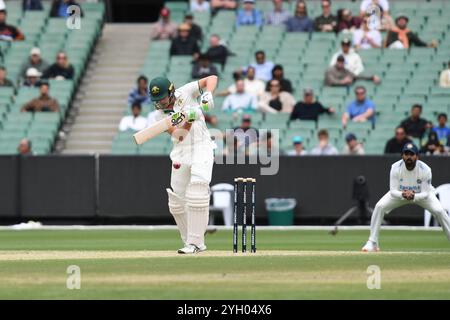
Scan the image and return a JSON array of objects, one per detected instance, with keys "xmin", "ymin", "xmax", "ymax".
[
  {"xmin": 361, "ymin": 240, "xmax": 380, "ymax": 252},
  {"xmin": 177, "ymin": 244, "xmax": 207, "ymax": 254}
]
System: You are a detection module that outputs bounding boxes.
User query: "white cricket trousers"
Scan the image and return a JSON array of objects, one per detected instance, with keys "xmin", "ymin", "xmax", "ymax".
[{"xmin": 369, "ymin": 192, "xmax": 450, "ymax": 244}]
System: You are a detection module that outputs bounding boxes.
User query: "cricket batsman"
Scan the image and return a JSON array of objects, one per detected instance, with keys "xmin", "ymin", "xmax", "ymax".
[
  {"xmin": 148, "ymin": 75, "xmax": 218, "ymax": 254},
  {"xmin": 362, "ymin": 143, "xmax": 450, "ymax": 252}
]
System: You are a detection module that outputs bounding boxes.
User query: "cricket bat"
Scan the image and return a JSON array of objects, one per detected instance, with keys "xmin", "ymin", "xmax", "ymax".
[{"xmin": 133, "ymin": 111, "xmax": 186, "ymax": 145}]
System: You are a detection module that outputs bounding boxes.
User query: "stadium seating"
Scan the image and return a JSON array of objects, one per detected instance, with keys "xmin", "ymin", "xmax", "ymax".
[{"xmin": 0, "ymin": 1, "xmax": 105, "ymax": 155}]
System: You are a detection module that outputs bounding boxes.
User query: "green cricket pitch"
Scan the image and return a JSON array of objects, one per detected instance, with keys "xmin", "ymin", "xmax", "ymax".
[{"xmin": 0, "ymin": 229, "xmax": 449, "ymax": 299}]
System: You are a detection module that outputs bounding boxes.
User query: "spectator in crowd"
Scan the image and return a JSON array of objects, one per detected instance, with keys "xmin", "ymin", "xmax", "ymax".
[
  {"xmin": 151, "ymin": 7, "xmax": 178, "ymax": 40},
  {"xmin": 0, "ymin": 4, "xmax": 25, "ymax": 41},
  {"xmin": 224, "ymin": 66, "xmax": 265, "ymax": 99},
  {"xmin": 236, "ymin": 0, "xmax": 263, "ymax": 27},
  {"xmin": 360, "ymin": 0, "xmax": 389, "ymax": 16},
  {"xmin": 420, "ymin": 131, "xmax": 444, "ymax": 155},
  {"xmin": 336, "ymin": 8, "xmax": 361, "ymax": 33},
  {"xmin": 0, "ymin": 66, "xmax": 14, "ymax": 87},
  {"xmin": 190, "ymin": 0, "xmax": 210, "ymax": 13},
  {"xmin": 314, "ymin": 0, "xmax": 337, "ymax": 32},
  {"xmin": 285, "ymin": 0, "xmax": 313, "ymax": 33},
  {"xmin": 399, "ymin": 104, "xmax": 431, "ymax": 140},
  {"xmin": 192, "ymin": 54, "xmax": 219, "ymax": 79},
  {"xmin": 20, "ymin": 48, "xmax": 49, "ymax": 79},
  {"xmin": 184, "ymin": 13, "xmax": 203, "ymax": 45},
  {"xmin": 342, "ymin": 133, "xmax": 365, "ymax": 155},
  {"xmin": 439, "ymin": 61, "xmax": 450, "ymax": 88},
  {"xmin": 265, "ymin": 0, "xmax": 290, "ymax": 26},
  {"xmin": 50, "ymin": 0, "xmax": 82, "ymax": 18},
  {"xmin": 211, "ymin": 0, "xmax": 238, "ymax": 16},
  {"xmin": 22, "ymin": 0, "xmax": 43, "ymax": 11},
  {"xmin": 128, "ymin": 75, "xmax": 150, "ymax": 106},
  {"xmin": 205, "ymin": 34, "xmax": 232, "ymax": 69},
  {"xmin": 43, "ymin": 52, "xmax": 74, "ymax": 80},
  {"xmin": 353, "ymin": 16, "xmax": 382, "ymax": 49},
  {"xmin": 330, "ymin": 39, "xmax": 364, "ymax": 76},
  {"xmin": 257, "ymin": 131, "xmax": 278, "ymax": 157},
  {"xmin": 310, "ymin": 129, "xmax": 338, "ymax": 155},
  {"xmin": 232, "ymin": 114, "xmax": 259, "ymax": 154},
  {"xmin": 342, "ymin": 86, "xmax": 375, "ymax": 128},
  {"xmin": 222, "ymin": 79, "xmax": 257, "ymax": 112},
  {"xmin": 286, "ymin": 136, "xmax": 307, "ymax": 156},
  {"xmin": 21, "ymin": 81, "xmax": 59, "ymax": 112},
  {"xmin": 170, "ymin": 23, "xmax": 200, "ymax": 57},
  {"xmin": 325, "ymin": 55, "xmax": 380, "ymax": 86},
  {"xmin": 384, "ymin": 126, "xmax": 412, "ymax": 154},
  {"xmin": 265, "ymin": 64, "xmax": 292, "ymax": 93},
  {"xmin": 385, "ymin": 15, "xmax": 437, "ymax": 49},
  {"xmin": 259, "ymin": 79, "xmax": 295, "ymax": 113},
  {"xmin": 290, "ymin": 88, "xmax": 335, "ymax": 122},
  {"xmin": 17, "ymin": 138, "xmax": 33, "ymax": 155},
  {"xmin": 377, "ymin": 5, "xmax": 394, "ymax": 31},
  {"xmin": 432, "ymin": 113, "xmax": 450, "ymax": 144},
  {"xmin": 246, "ymin": 50, "xmax": 275, "ymax": 82},
  {"xmin": 23, "ymin": 68, "xmax": 42, "ymax": 87},
  {"xmin": 119, "ymin": 103, "xmax": 147, "ymax": 132},
  {"xmin": 146, "ymin": 109, "xmax": 159, "ymax": 127}
]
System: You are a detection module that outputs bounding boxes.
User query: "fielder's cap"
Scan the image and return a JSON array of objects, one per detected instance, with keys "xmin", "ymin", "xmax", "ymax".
[
  {"xmin": 396, "ymin": 15, "xmax": 409, "ymax": 23},
  {"xmin": 402, "ymin": 143, "xmax": 418, "ymax": 155},
  {"xmin": 242, "ymin": 114, "xmax": 252, "ymax": 122},
  {"xmin": 30, "ymin": 47, "xmax": 41, "ymax": 56},
  {"xmin": 337, "ymin": 54, "xmax": 345, "ymax": 62},
  {"xmin": 149, "ymin": 76, "xmax": 173, "ymax": 101},
  {"xmin": 292, "ymin": 136, "xmax": 303, "ymax": 144},
  {"xmin": 345, "ymin": 133, "xmax": 357, "ymax": 142},
  {"xmin": 26, "ymin": 67, "xmax": 41, "ymax": 77},
  {"xmin": 178, "ymin": 23, "xmax": 191, "ymax": 31},
  {"xmin": 0, "ymin": 1, "xmax": 5, "ymax": 11},
  {"xmin": 160, "ymin": 7, "xmax": 170, "ymax": 17},
  {"xmin": 341, "ymin": 38, "xmax": 351, "ymax": 45},
  {"xmin": 303, "ymin": 88, "xmax": 314, "ymax": 95}
]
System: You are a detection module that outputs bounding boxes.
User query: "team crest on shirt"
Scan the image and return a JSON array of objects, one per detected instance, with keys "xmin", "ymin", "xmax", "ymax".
[{"xmin": 176, "ymin": 98, "xmax": 184, "ymax": 107}]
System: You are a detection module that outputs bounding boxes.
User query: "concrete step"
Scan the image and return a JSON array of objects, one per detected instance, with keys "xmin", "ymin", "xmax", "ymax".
[
  {"xmin": 69, "ymin": 132, "xmax": 116, "ymax": 139},
  {"xmin": 62, "ymin": 149, "xmax": 110, "ymax": 154},
  {"xmin": 65, "ymin": 140, "xmax": 112, "ymax": 148}
]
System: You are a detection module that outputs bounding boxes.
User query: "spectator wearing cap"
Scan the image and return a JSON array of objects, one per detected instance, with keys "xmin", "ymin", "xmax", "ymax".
[
  {"xmin": 432, "ymin": 113, "xmax": 450, "ymax": 144},
  {"xmin": 290, "ymin": 88, "xmax": 335, "ymax": 122},
  {"xmin": 325, "ymin": 54, "xmax": 380, "ymax": 86},
  {"xmin": 236, "ymin": 0, "xmax": 263, "ymax": 27},
  {"xmin": 265, "ymin": 64, "xmax": 292, "ymax": 93},
  {"xmin": 384, "ymin": 126, "xmax": 412, "ymax": 154},
  {"xmin": 170, "ymin": 23, "xmax": 200, "ymax": 57},
  {"xmin": 0, "ymin": 66, "xmax": 14, "ymax": 87},
  {"xmin": 285, "ymin": 0, "xmax": 313, "ymax": 33},
  {"xmin": 259, "ymin": 79, "xmax": 295, "ymax": 114},
  {"xmin": 385, "ymin": 15, "xmax": 437, "ymax": 49},
  {"xmin": 342, "ymin": 133, "xmax": 365, "ymax": 155},
  {"xmin": 439, "ymin": 61, "xmax": 450, "ymax": 88},
  {"xmin": 22, "ymin": 0, "xmax": 43, "ymax": 11},
  {"xmin": 353, "ymin": 16, "xmax": 382, "ymax": 49},
  {"xmin": 265, "ymin": 0, "xmax": 290, "ymax": 26},
  {"xmin": 119, "ymin": 102, "xmax": 147, "ymax": 132},
  {"xmin": 190, "ymin": 0, "xmax": 210, "ymax": 13},
  {"xmin": 399, "ymin": 104, "xmax": 431, "ymax": 140},
  {"xmin": 286, "ymin": 136, "xmax": 307, "ymax": 156},
  {"xmin": 23, "ymin": 68, "xmax": 42, "ymax": 87},
  {"xmin": 152, "ymin": 7, "xmax": 178, "ymax": 40},
  {"xmin": 222, "ymin": 79, "xmax": 258, "ymax": 112},
  {"xmin": 336, "ymin": 8, "xmax": 361, "ymax": 33},
  {"xmin": 205, "ymin": 34, "xmax": 232, "ymax": 69},
  {"xmin": 330, "ymin": 38, "xmax": 364, "ymax": 76},
  {"xmin": 192, "ymin": 54, "xmax": 219, "ymax": 79},
  {"xmin": 359, "ymin": 0, "xmax": 389, "ymax": 16},
  {"xmin": 211, "ymin": 0, "xmax": 238, "ymax": 16},
  {"xmin": 50, "ymin": 0, "xmax": 83, "ymax": 18},
  {"xmin": 310, "ymin": 129, "xmax": 338, "ymax": 155},
  {"xmin": 184, "ymin": 13, "xmax": 203, "ymax": 45},
  {"xmin": 0, "ymin": 4, "xmax": 25, "ymax": 41},
  {"xmin": 17, "ymin": 138, "xmax": 33, "ymax": 155},
  {"xmin": 128, "ymin": 75, "xmax": 150, "ymax": 106},
  {"xmin": 342, "ymin": 86, "xmax": 375, "ymax": 128},
  {"xmin": 245, "ymin": 50, "xmax": 275, "ymax": 82},
  {"xmin": 314, "ymin": 0, "xmax": 337, "ymax": 32},
  {"xmin": 21, "ymin": 81, "xmax": 59, "ymax": 112},
  {"xmin": 20, "ymin": 48, "xmax": 49, "ymax": 79},
  {"xmin": 223, "ymin": 66, "xmax": 265, "ymax": 100},
  {"xmin": 43, "ymin": 51, "xmax": 74, "ymax": 80}
]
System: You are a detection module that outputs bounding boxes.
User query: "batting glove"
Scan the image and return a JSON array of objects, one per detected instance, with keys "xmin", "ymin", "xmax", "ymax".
[
  {"xmin": 200, "ymin": 91, "xmax": 214, "ymax": 111},
  {"xmin": 186, "ymin": 105, "xmax": 202, "ymax": 123}
]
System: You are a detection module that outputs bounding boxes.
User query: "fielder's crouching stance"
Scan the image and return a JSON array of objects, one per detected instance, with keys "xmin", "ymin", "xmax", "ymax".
[
  {"xmin": 362, "ymin": 143, "xmax": 450, "ymax": 252},
  {"xmin": 148, "ymin": 75, "xmax": 218, "ymax": 254}
]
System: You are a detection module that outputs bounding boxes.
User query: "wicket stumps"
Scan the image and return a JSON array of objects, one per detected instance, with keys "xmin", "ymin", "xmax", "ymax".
[{"xmin": 233, "ymin": 178, "xmax": 256, "ymax": 253}]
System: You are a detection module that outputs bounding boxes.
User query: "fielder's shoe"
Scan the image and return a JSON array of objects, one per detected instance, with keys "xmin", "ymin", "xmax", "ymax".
[
  {"xmin": 177, "ymin": 244, "xmax": 207, "ymax": 254},
  {"xmin": 361, "ymin": 240, "xmax": 380, "ymax": 252}
]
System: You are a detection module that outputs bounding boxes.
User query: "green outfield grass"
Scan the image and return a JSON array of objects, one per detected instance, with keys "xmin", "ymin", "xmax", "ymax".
[{"xmin": 0, "ymin": 229, "xmax": 449, "ymax": 299}]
